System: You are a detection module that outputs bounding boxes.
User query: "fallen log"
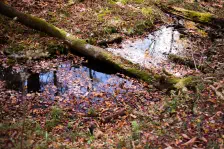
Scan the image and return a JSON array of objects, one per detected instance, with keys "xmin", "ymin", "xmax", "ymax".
[
  {"xmin": 0, "ymin": 2, "xmax": 194, "ymax": 90},
  {"xmin": 156, "ymin": 4, "xmax": 224, "ymax": 28},
  {"xmin": 0, "ymin": 1, "xmax": 154, "ymax": 83},
  {"xmin": 158, "ymin": 75, "xmax": 194, "ymax": 90}
]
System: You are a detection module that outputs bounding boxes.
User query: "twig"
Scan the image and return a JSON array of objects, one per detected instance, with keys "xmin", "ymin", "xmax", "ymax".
[
  {"xmin": 210, "ymin": 85, "xmax": 224, "ymax": 100},
  {"xmin": 190, "ymin": 46, "xmax": 198, "ymax": 71},
  {"xmin": 20, "ymin": 94, "xmax": 26, "ymax": 149},
  {"xmin": 20, "ymin": 71, "xmax": 29, "ymax": 149},
  {"xmin": 216, "ymin": 44, "xmax": 224, "ymax": 47}
]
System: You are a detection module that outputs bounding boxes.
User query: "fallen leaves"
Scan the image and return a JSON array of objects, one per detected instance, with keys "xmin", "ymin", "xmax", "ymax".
[
  {"xmin": 181, "ymin": 137, "xmax": 197, "ymax": 146},
  {"xmin": 1, "ymin": 1, "xmax": 224, "ymax": 147},
  {"xmin": 181, "ymin": 134, "xmax": 190, "ymax": 140},
  {"xmin": 93, "ymin": 129, "xmax": 104, "ymax": 139}
]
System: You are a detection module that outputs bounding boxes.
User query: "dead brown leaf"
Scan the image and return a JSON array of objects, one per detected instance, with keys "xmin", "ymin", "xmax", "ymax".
[
  {"xmin": 182, "ymin": 134, "xmax": 190, "ymax": 139},
  {"xmin": 181, "ymin": 137, "xmax": 197, "ymax": 146}
]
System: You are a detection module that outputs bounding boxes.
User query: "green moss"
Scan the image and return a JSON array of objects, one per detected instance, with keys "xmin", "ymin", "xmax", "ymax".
[
  {"xmin": 134, "ymin": 19, "xmax": 153, "ymax": 34},
  {"xmin": 166, "ymin": 76, "xmax": 193, "ymax": 89},
  {"xmin": 131, "ymin": 121, "xmax": 140, "ymax": 140},
  {"xmin": 7, "ymin": 43, "xmax": 24, "ymax": 53},
  {"xmin": 141, "ymin": 7, "xmax": 153, "ymax": 17},
  {"xmin": 86, "ymin": 37, "xmax": 97, "ymax": 45},
  {"xmin": 126, "ymin": 67, "xmax": 152, "ymax": 83},
  {"xmin": 124, "ymin": 27, "xmax": 135, "ymax": 35},
  {"xmin": 132, "ymin": 0, "xmax": 144, "ymax": 4},
  {"xmin": 174, "ymin": 77, "xmax": 193, "ymax": 89},
  {"xmin": 174, "ymin": 7, "xmax": 213, "ymax": 23},
  {"xmin": 4, "ymin": 44, "xmax": 25, "ymax": 59},
  {"xmin": 197, "ymin": 29, "xmax": 208, "ymax": 37},
  {"xmin": 187, "ymin": 11, "xmax": 212, "ymax": 22},
  {"xmin": 109, "ymin": 0, "xmax": 128, "ymax": 4},
  {"xmin": 71, "ymin": 39, "xmax": 87, "ymax": 50},
  {"xmin": 166, "ymin": 77, "xmax": 180, "ymax": 85},
  {"xmin": 119, "ymin": 0, "xmax": 129, "ymax": 4},
  {"xmin": 166, "ymin": 0, "xmax": 184, "ymax": 5},
  {"xmin": 108, "ymin": 17, "xmax": 123, "ymax": 27},
  {"xmin": 104, "ymin": 26, "xmax": 118, "ymax": 34},
  {"xmin": 99, "ymin": 52, "xmax": 154, "ymax": 83},
  {"xmin": 67, "ymin": 0, "xmax": 77, "ymax": 6},
  {"xmin": 97, "ymin": 8, "xmax": 112, "ymax": 21}
]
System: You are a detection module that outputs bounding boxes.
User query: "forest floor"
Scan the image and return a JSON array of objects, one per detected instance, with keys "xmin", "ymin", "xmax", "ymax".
[{"xmin": 0, "ymin": 0, "xmax": 224, "ymax": 148}]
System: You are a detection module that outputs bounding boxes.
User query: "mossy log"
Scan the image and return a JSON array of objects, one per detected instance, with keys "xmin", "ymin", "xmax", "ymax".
[
  {"xmin": 157, "ymin": 4, "xmax": 224, "ymax": 28},
  {"xmin": 0, "ymin": 1, "xmax": 154, "ymax": 83},
  {"xmin": 0, "ymin": 2, "xmax": 194, "ymax": 90},
  {"xmin": 155, "ymin": 74, "xmax": 194, "ymax": 91}
]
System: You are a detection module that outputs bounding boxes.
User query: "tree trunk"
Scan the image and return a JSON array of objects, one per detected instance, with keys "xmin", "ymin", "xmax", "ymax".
[
  {"xmin": 156, "ymin": 4, "xmax": 224, "ymax": 28},
  {"xmin": 0, "ymin": 2, "xmax": 194, "ymax": 89},
  {"xmin": 0, "ymin": 2, "xmax": 155, "ymax": 83}
]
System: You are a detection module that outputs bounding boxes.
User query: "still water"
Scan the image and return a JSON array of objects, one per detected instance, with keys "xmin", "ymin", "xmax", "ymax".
[{"xmin": 0, "ymin": 61, "xmax": 134, "ymax": 100}]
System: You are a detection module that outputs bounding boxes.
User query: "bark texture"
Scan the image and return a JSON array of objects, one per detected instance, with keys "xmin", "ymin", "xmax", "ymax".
[
  {"xmin": 0, "ymin": 1, "xmax": 155, "ymax": 83},
  {"xmin": 0, "ymin": 2, "xmax": 194, "ymax": 89},
  {"xmin": 157, "ymin": 4, "xmax": 224, "ymax": 28}
]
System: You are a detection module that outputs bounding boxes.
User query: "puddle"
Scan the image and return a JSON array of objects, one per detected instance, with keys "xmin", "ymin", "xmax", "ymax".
[
  {"xmin": 0, "ymin": 61, "xmax": 136, "ymax": 100},
  {"xmin": 0, "ymin": 26, "xmax": 188, "ymax": 101},
  {"xmin": 0, "ymin": 60, "xmax": 151, "ymax": 113},
  {"xmin": 107, "ymin": 26, "xmax": 186, "ymax": 69}
]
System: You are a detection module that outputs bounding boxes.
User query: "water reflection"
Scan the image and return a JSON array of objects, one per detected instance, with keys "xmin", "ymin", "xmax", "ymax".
[
  {"xmin": 107, "ymin": 26, "xmax": 184, "ymax": 68},
  {"xmin": 0, "ymin": 66, "xmax": 23, "ymax": 91},
  {"xmin": 0, "ymin": 63, "xmax": 126, "ymax": 99},
  {"xmin": 28, "ymin": 73, "xmax": 40, "ymax": 93}
]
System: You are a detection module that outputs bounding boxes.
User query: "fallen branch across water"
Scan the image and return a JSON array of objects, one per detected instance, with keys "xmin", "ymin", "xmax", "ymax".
[{"xmin": 0, "ymin": 1, "xmax": 196, "ymax": 91}]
